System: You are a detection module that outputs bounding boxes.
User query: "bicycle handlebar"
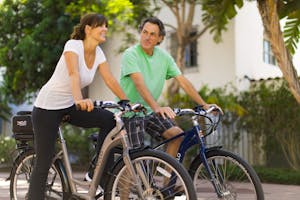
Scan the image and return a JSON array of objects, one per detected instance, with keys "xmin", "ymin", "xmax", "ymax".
[
  {"xmin": 174, "ymin": 105, "xmax": 223, "ymax": 137},
  {"xmin": 174, "ymin": 105, "xmax": 221, "ymax": 116},
  {"xmin": 93, "ymin": 100, "xmax": 147, "ymax": 113}
]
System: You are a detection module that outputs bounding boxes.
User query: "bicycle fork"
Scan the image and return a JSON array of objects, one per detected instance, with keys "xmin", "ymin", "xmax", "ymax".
[
  {"xmin": 195, "ymin": 120, "xmax": 226, "ymax": 198},
  {"xmin": 120, "ymin": 130, "xmax": 148, "ymax": 199}
]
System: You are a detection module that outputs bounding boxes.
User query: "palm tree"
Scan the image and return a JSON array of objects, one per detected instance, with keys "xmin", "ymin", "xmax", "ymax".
[{"xmin": 257, "ymin": 0, "xmax": 300, "ymax": 103}]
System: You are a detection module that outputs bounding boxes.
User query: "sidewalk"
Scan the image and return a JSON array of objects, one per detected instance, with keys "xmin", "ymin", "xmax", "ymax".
[
  {"xmin": 1, "ymin": 171, "xmax": 300, "ymax": 199},
  {"xmin": 263, "ymin": 183, "xmax": 300, "ymax": 200}
]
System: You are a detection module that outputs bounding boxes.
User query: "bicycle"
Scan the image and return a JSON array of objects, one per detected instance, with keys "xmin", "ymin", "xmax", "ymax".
[
  {"xmin": 9, "ymin": 101, "xmax": 197, "ymax": 199},
  {"xmin": 152, "ymin": 106, "xmax": 265, "ymax": 200}
]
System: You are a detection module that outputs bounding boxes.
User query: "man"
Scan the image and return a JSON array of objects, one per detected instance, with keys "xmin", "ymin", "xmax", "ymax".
[{"xmin": 120, "ymin": 17, "xmax": 221, "ymax": 158}]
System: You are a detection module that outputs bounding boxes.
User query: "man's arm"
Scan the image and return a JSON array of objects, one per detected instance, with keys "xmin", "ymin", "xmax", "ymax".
[
  {"xmin": 130, "ymin": 72, "xmax": 176, "ymax": 119},
  {"xmin": 175, "ymin": 75, "xmax": 209, "ymax": 109}
]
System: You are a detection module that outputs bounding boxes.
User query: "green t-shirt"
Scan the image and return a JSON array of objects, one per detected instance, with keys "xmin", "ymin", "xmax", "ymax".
[{"xmin": 120, "ymin": 44, "xmax": 181, "ymax": 112}]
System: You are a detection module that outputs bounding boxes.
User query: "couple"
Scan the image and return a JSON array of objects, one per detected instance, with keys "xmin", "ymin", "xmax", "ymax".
[{"xmin": 28, "ymin": 13, "xmax": 221, "ymax": 199}]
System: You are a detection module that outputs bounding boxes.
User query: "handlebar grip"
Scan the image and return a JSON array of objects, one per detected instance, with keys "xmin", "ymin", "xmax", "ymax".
[{"xmin": 206, "ymin": 106, "xmax": 216, "ymax": 113}]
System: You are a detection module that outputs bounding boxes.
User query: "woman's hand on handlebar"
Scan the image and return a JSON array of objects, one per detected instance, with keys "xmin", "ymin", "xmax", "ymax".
[{"xmin": 75, "ymin": 98, "xmax": 94, "ymax": 112}]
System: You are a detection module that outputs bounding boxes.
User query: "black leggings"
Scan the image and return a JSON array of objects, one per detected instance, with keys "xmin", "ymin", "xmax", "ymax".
[{"xmin": 27, "ymin": 105, "xmax": 115, "ymax": 200}]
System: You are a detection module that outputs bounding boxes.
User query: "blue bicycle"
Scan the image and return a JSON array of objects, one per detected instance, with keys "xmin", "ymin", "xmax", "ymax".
[{"xmin": 153, "ymin": 106, "xmax": 265, "ymax": 200}]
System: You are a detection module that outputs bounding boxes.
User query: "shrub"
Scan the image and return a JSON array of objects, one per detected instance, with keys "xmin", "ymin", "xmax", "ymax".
[
  {"xmin": 254, "ymin": 166, "xmax": 300, "ymax": 185},
  {"xmin": 0, "ymin": 136, "xmax": 16, "ymax": 167}
]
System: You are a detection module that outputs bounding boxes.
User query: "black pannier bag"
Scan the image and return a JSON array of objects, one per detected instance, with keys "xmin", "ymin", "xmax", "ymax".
[{"xmin": 12, "ymin": 111, "xmax": 34, "ymax": 141}]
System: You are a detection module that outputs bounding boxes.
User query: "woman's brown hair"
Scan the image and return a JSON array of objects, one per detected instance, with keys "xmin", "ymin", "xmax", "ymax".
[{"xmin": 70, "ymin": 13, "xmax": 108, "ymax": 40}]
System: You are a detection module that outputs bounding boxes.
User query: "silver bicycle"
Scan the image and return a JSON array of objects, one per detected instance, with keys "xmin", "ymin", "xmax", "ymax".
[{"xmin": 10, "ymin": 101, "xmax": 197, "ymax": 199}]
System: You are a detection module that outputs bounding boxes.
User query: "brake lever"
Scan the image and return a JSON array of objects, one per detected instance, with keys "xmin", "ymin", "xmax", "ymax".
[{"xmin": 117, "ymin": 99, "xmax": 130, "ymax": 111}]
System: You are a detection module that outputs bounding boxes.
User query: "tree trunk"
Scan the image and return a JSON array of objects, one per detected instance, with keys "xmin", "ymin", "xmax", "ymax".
[
  {"xmin": 167, "ymin": 43, "xmax": 185, "ymax": 102},
  {"xmin": 257, "ymin": 0, "xmax": 300, "ymax": 104}
]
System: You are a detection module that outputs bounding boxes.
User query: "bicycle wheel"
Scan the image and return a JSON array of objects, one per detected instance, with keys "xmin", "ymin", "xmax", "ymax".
[
  {"xmin": 10, "ymin": 150, "xmax": 66, "ymax": 199},
  {"xmin": 104, "ymin": 148, "xmax": 197, "ymax": 200},
  {"xmin": 189, "ymin": 149, "xmax": 264, "ymax": 200}
]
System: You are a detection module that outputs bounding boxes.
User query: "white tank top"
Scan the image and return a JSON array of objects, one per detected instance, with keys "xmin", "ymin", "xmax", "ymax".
[{"xmin": 34, "ymin": 39, "xmax": 106, "ymax": 110}]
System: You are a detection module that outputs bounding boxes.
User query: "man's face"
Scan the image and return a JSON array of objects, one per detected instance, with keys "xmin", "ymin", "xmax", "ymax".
[{"xmin": 140, "ymin": 22, "xmax": 163, "ymax": 54}]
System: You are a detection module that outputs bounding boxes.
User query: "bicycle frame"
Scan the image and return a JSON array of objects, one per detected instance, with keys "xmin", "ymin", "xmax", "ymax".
[
  {"xmin": 55, "ymin": 103, "xmax": 147, "ymax": 199},
  {"xmin": 153, "ymin": 109, "xmax": 225, "ymax": 197}
]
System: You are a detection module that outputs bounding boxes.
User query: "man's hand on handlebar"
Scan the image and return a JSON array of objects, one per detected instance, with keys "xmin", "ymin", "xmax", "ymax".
[
  {"xmin": 154, "ymin": 106, "xmax": 176, "ymax": 119},
  {"xmin": 201, "ymin": 104, "xmax": 224, "ymax": 115}
]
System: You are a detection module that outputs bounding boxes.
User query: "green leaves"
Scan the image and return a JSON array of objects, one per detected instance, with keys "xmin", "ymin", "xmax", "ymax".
[
  {"xmin": 284, "ymin": 18, "xmax": 300, "ymax": 55},
  {"xmin": 278, "ymin": 0, "xmax": 300, "ymax": 55},
  {"xmin": 201, "ymin": 0, "xmax": 244, "ymax": 42},
  {"xmin": 0, "ymin": 0, "xmax": 74, "ymax": 104}
]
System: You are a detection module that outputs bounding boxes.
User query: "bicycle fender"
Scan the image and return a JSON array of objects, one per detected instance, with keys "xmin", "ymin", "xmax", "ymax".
[
  {"xmin": 8, "ymin": 148, "xmax": 35, "ymax": 181},
  {"xmin": 189, "ymin": 146, "xmax": 223, "ymax": 170},
  {"xmin": 54, "ymin": 158, "xmax": 71, "ymax": 194},
  {"xmin": 107, "ymin": 146, "xmax": 151, "ymax": 177},
  {"xmin": 205, "ymin": 145, "xmax": 223, "ymax": 152}
]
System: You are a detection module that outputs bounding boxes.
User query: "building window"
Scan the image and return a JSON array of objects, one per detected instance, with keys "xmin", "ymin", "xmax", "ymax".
[
  {"xmin": 170, "ymin": 31, "xmax": 198, "ymax": 68},
  {"xmin": 263, "ymin": 39, "xmax": 277, "ymax": 65}
]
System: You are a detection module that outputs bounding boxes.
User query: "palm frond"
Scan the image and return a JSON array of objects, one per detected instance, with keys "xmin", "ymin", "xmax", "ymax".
[
  {"xmin": 283, "ymin": 17, "xmax": 300, "ymax": 55},
  {"xmin": 201, "ymin": 0, "xmax": 243, "ymax": 42}
]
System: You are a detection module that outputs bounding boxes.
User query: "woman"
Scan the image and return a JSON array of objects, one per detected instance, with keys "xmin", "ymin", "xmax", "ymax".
[{"xmin": 27, "ymin": 13, "xmax": 128, "ymax": 199}]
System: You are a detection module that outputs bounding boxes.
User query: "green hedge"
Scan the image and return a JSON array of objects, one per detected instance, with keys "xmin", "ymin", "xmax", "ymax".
[{"xmin": 254, "ymin": 166, "xmax": 300, "ymax": 185}]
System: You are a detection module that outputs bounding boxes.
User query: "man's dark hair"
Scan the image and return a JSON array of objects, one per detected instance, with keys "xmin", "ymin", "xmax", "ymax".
[{"xmin": 138, "ymin": 17, "xmax": 166, "ymax": 44}]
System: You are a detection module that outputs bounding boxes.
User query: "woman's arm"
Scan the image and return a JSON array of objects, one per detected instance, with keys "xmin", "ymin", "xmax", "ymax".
[
  {"xmin": 64, "ymin": 51, "xmax": 93, "ymax": 111},
  {"xmin": 98, "ymin": 61, "xmax": 128, "ymax": 100}
]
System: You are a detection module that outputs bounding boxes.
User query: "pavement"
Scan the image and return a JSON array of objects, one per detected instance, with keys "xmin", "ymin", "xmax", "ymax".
[{"xmin": 1, "ymin": 171, "xmax": 300, "ymax": 199}]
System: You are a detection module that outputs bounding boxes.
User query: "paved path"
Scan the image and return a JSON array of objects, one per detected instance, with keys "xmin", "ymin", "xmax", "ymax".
[{"xmin": 1, "ymin": 171, "xmax": 300, "ymax": 199}]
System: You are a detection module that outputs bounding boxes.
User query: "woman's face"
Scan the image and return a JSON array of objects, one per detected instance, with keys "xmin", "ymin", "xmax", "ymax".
[{"xmin": 87, "ymin": 24, "xmax": 108, "ymax": 43}]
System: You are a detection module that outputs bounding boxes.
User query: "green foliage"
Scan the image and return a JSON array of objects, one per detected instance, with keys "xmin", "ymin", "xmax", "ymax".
[
  {"xmin": 254, "ymin": 166, "xmax": 300, "ymax": 185},
  {"xmin": 278, "ymin": 0, "xmax": 300, "ymax": 55},
  {"xmin": 283, "ymin": 18, "xmax": 300, "ymax": 55},
  {"xmin": 61, "ymin": 125, "xmax": 98, "ymax": 169},
  {"xmin": 0, "ymin": 0, "xmax": 75, "ymax": 104},
  {"xmin": 0, "ymin": 89, "xmax": 10, "ymax": 120},
  {"xmin": 200, "ymin": 0, "xmax": 244, "ymax": 42},
  {"xmin": 0, "ymin": 136, "xmax": 16, "ymax": 165},
  {"xmin": 169, "ymin": 84, "xmax": 246, "ymax": 118},
  {"xmin": 238, "ymin": 80, "xmax": 300, "ymax": 170}
]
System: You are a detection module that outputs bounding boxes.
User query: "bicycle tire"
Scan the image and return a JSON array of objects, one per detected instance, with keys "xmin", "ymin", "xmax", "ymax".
[
  {"xmin": 10, "ymin": 150, "xmax": 67, "ymax": 199},
  {"xmin": 189, "ymin": 149, "xmax": 264, "ymax": 200},
  {"xmin": 104, "ymin": 148, "xmax": 197, "ymax": 200}
]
